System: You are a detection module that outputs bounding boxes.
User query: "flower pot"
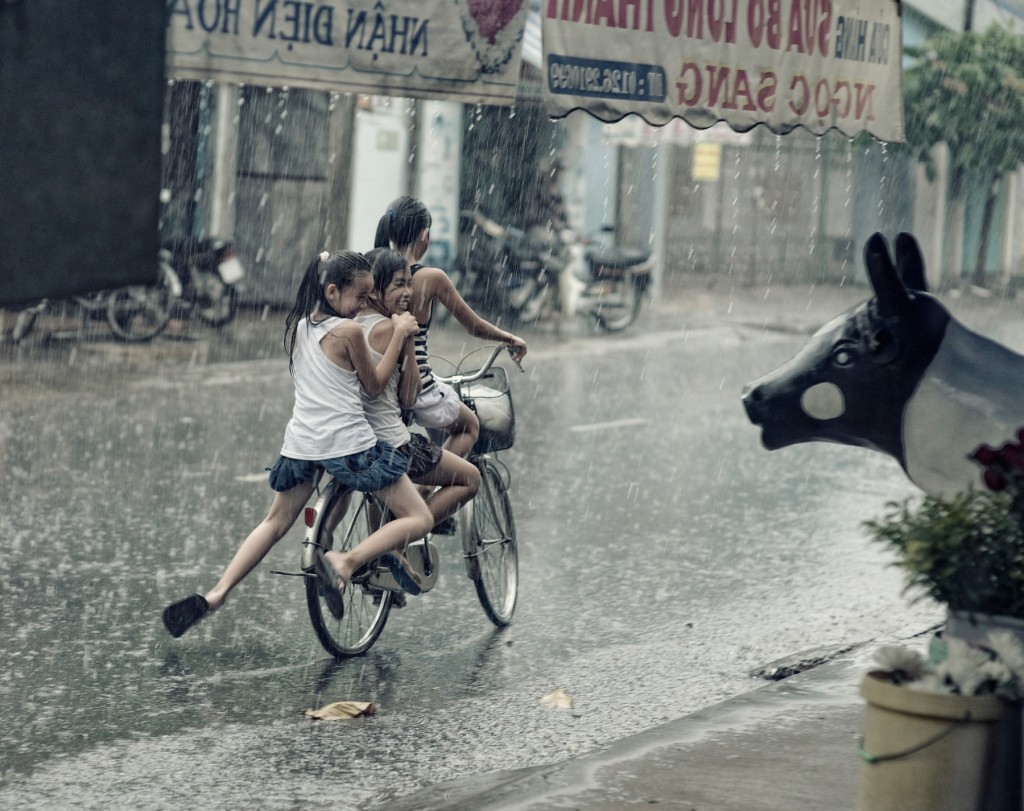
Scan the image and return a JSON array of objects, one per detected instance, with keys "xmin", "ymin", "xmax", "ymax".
[{"xmin": 858, "ymin": 671, "xmax": 1011, "ymax": 811}]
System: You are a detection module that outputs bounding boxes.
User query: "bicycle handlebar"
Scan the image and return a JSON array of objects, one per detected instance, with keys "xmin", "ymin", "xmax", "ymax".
[{"xmin": 432, "ymin": 344, "xmax": 524, "ymax": 387}]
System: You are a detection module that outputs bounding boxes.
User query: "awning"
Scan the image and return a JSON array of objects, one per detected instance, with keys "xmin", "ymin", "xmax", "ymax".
[
  {"xmin": 541, "ymin": 0, "xmax": 905, "ymax": 142},
  {"xmin": 166, "ymin": 0, "xmax": 530, "ymax": 106}
]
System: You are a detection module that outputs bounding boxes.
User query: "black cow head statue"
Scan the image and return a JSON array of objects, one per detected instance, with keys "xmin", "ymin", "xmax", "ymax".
[{"xmin": 742, "ymin": 232, "xmax": 1024, "ymax": 497}]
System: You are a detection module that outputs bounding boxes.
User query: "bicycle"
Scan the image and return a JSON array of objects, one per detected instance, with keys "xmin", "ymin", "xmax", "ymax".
[
  {"xmin": 297, "ymin": 344, "xmax": 523, "ymax": 658},
  {"xmin": 7, "ymin": 258, "xmax": 180, "ymax": 344}
]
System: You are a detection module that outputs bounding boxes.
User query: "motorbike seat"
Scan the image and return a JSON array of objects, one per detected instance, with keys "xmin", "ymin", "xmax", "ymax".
[{"xmin": 586, "ymin": 247, "xmax": 651, "ymax": 269}]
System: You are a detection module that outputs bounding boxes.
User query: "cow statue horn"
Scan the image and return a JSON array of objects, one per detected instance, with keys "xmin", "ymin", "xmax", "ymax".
[
  {"xmin": 895, "ymin": 232, "xmax": 928, "ymax": 292},
  {"xmin": 864, "ymin": 232, "xmax": 911, "ymax": 318},
  {"xmin": 742, "ymin": 231, "xmax": 1024, "ymax": 498}
]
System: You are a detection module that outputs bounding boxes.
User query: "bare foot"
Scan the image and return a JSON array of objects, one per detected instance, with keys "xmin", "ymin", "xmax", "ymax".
[{"xmin": 322, "ymin": 550, "xmax": 351, "ymax": 592}]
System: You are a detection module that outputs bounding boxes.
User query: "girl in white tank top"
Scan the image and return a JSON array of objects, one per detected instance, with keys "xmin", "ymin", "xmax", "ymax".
[{"xmin": 161, "ymin": 250, "xmax": 434, "ymax": 640}]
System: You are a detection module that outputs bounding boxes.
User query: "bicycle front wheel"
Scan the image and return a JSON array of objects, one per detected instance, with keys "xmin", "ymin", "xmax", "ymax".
[
  {"xmin": 106, "ymin": 270, "xmax": 174, "ymax": 342},
  {"xmin": 305, "ymin": 487, "xmax": 393, "ymax": 657},
  {"xmin": 466, "ymin": 459, "xmax": 518, "ymax": 626}
]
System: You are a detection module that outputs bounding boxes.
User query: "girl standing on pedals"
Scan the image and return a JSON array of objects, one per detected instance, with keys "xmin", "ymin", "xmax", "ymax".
[
  {"xmin": 373, "ymin": 197, "xmax": 528, "ymax": 464},
  {"xmin": 161, "ymin": 250, "xmax": 434, "ymax": 639},
  {"xmin": 358, "ymin": 248, "xmax": 481, "ymax": 540}
]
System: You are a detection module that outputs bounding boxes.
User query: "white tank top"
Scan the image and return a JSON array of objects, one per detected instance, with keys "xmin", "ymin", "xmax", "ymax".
[
  {"xmin": 356, "ymin": 312, "xmax": 411, "ymax": 448},
  {"xmin": 280, "ymin": 316, "xmax": 377, "ymax": 460}
]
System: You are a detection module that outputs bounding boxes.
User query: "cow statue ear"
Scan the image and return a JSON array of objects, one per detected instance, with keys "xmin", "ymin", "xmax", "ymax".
[
  {"xmin": 895, "ymin": 232, "xmax": 928, "ymax": 292},
  {"xmin": 864, "ymin": 232, "xmax": 911, "ymax": 318}
]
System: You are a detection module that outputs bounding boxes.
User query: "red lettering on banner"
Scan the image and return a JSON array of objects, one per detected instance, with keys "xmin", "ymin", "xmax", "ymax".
[
  {"xmin": 676, "ymin": 61, "xmax": 703, "ymax": 105},
  {"xmin": 787, "ymin": 0, "xmax": 805, "ymax": 53},
  {"xmin": 732, "ymin": 68, "xmax": 758, "ymax": 111},
  {"xmin": 546, "ymin": 0, "xmax": 589, "ymax": 23},
  {"xmin": 783, "ymin": 75, "xmax": 876, "ymax": 122},
  {"xmin": 676, "ymin": 62, "xmax": 779, "ymax": 114},
  {"xmin": 707, "ymin": 0, "xmax": 740, "ymax": 44},
  {"xmin": 781, "ymin": 0, "xmax": 832, "ymax": 55},
  {"xmin": 546, "ymin": 0, "xmax": 657, "ymax": 31},
  {"xmin": 854, "ymin": 81, "xmax": 875, "ymax": 120},
  {"xmin": 619, "ymin": 0, "xmax": 654, "ymax": 31},
  {"xmin": 663, "ymin": 0, "xmax": 737, "ymax": 42},
  {"xmin": 593, "ymin": 0, "xmax": 616, "ymax": 26},
  {"xmin": 746, "ymin": 0, "xmax": 784, "ymax": 49},
  {"xmin": 706, "ymin": 64, "xmax": 733, "ymax": 108},
  {"xmin": 818, "ymin": 0, "xmax": 832, "ymax": 55}
]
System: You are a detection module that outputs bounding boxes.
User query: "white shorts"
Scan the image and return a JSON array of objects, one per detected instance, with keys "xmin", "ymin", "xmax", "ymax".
[{"xmin": 411, "ymin": 380, "xmax": 463, "ymax": 429}]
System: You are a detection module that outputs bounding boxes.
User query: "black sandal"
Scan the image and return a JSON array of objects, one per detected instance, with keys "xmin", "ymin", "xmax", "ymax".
[{"xmin": 162, "ymin": 594, "xmax": 210, "ymax": 638}]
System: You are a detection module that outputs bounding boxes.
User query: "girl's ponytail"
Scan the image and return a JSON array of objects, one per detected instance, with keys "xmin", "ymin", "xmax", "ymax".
[
  {"xmin": 373, "ymin": 196, "xmax": 431, "ymax": 250},
  {"xmin": 284, "ymin": 250, "xmax": 371, "ymax": 364}
]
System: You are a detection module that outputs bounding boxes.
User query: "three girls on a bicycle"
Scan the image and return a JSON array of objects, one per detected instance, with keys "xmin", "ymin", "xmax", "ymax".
[{"xmin": 163, "ymin": 197, "xmax": 527, "ymax": 641}]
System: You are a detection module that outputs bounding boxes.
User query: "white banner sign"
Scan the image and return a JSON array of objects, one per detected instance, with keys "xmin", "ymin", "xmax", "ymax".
[
  {"xmin": 542, "ymin": 0, "xmax": 904, "ymax": 141},
  {"xmin": 167, "ymin": 0, "xmax": 529, "ymax": 105}
]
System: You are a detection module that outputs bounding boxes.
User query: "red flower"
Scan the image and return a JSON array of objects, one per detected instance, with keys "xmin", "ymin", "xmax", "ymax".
[
  {"xmin": 984, "ymin": 468, "xmax": 1008, "ymax": 492},
  {"xmin": 973, "ymin": 445, "xmax": 999, "ymax": 466}
]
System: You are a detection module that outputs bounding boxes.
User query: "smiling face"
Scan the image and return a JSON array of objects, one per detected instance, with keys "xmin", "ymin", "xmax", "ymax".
[
  {"xmin": 325, "ymin": 272, "xmax": 373, "ymax": 318},
  {"xmin": 377, "ymin": 264, "xmax": 412, "ymax": 315}
]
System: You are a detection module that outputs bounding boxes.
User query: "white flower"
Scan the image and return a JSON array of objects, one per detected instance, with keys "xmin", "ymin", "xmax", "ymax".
[
  {"xmin": 319, "ymin": 250, "xmax": 330, "ymax": 263},
  {"xmin": 936, "ymin": 637, "xmax": 998, "ymax": 695},
  {"xmin": 985, "ymin": 630, "xmax": 1024, "ymax": 682},
  {"xmin": 873, "ymin": 645, "xmax": 927, "ymax": 682}
]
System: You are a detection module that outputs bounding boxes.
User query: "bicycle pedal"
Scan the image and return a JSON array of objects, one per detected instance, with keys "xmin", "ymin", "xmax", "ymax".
[{"xmin": 365, "ymin": 539, "xmax": 440, "ymax": 594}]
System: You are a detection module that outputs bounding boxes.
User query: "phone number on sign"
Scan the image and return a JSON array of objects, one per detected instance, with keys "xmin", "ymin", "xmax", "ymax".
[{"xmin": 548, "ymin": 56, "xmax": 667, "ymax": 102}]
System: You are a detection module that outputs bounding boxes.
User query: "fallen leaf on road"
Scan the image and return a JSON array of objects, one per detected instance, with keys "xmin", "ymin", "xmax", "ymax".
[
  {"xmin": 540, "ymin": 688, "xmax": 574, "ymax": 710},
  {"xmin": 305, "ymin": 701, "xmax": 375, "ymax": 721}
]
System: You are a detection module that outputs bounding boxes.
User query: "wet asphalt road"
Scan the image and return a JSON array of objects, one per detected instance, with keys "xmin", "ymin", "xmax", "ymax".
[{"xmin": 0, "ymin": 291, "xmax": 940, "ymax": 808}]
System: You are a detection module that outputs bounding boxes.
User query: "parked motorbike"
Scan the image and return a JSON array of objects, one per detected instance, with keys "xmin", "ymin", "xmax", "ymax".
[
  {"xmin": 160, "ymin": 236, "xmax": 245, "ymax": 326},
  {"xmin": 445, "ymin": 211, "xmax": 651, "ymax": 333},
  {"xmin": 558, "ymin": 225, "xmax": 654, "ymax": 332},
  {"xmin": 444, "ymin": 210, "xmax": 557, "ymax": 326}
]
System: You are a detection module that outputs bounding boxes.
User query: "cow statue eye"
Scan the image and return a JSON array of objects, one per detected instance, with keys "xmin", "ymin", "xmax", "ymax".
[
  {"xmin": 830, "ymin": 345, "xmax": 857, "ymax": 368},
  {"xmin": 867, "ymin": 327, "xmax": 899, "ymax": 364}
]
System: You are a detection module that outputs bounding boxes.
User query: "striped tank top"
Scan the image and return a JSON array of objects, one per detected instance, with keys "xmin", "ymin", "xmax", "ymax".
[{"xmin": 411, "ymin": 263, "xmax": 438, "ymax": 395}]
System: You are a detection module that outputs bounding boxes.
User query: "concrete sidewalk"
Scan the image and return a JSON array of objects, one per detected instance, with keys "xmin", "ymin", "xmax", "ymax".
[{"xmin": 382, "ymin": 638, "xmax": 918, "ymax": 811}]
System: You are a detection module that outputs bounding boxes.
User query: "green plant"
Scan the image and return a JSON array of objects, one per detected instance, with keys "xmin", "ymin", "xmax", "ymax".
[{"xmin": 864, "ymin": 430, "xmax": 1024, "ymax": 619}]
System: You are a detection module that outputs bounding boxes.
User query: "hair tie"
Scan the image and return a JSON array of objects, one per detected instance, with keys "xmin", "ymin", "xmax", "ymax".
[
  {"xmin": 387, "ymin": 208, "xmax": 396, "ymax": 221},
  {"xmin": 319, "ymin": 250, "xmax": 330, "ymax": 263}
]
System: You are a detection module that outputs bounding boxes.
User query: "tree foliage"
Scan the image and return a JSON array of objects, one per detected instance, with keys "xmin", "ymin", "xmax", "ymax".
[{"xmin": 903, "ymin": 23, "xmax": 1024, "ymax": 182}]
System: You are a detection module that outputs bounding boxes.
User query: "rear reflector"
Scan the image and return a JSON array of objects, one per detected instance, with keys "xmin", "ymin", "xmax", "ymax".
[{"xmin": 304, "ymin": 507, "xmax": 316, "ymax": 527}]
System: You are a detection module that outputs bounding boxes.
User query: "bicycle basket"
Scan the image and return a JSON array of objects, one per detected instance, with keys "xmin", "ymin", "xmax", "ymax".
[{"xmin": 463, "ymin": 365, "xmax": 515, "ymax": 454}]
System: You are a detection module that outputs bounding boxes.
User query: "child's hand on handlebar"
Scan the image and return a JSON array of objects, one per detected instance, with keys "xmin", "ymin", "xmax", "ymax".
[
  {"xmin": 392, "ymin": 312, "xmax": 419, "ymax": 338},
  {"xmin": 506, "ymin": 336, "xmax": 527, "ymax": 361}
]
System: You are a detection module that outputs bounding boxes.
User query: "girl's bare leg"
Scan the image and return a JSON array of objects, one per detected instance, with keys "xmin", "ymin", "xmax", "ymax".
[
  {"xmin": 205, "ymin": 483, "xmax": 314, "ymax": 610},
  {"xmin": 442, "ymin": 402, "xmax": 480, "ymax": 459},
  {"xmin": 414, "ymin": 451, "xmax": 480, "ymax": 525},
  {"xmin": 323, "ymin": 476, "xmax": 433, "ymax": 584}
]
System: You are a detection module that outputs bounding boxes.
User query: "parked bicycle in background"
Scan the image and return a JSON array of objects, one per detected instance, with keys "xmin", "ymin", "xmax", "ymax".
[{"xmin": 5, "ymin": 261, "xmax": 181, "ymax": 345}]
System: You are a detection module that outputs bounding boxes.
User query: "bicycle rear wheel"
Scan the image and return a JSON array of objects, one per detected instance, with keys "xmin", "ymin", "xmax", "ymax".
[
  {"xmin": 466, "ymin": 458, "xmax": 518, "ymax": 626},
  {"xmin": 305, "ymin": 486, "xmax": 393, "ymax": 657}
]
